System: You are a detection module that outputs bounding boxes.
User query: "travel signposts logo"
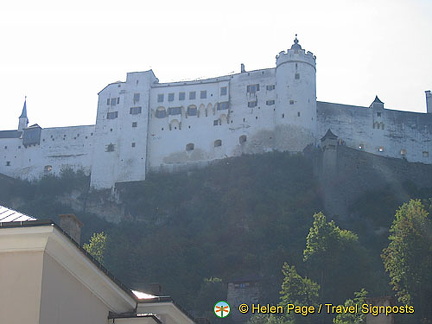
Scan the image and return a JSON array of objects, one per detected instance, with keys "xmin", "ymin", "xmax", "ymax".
[{"xmin": 214, "ymin": 301, "xmax": 231, "ymax": 318}]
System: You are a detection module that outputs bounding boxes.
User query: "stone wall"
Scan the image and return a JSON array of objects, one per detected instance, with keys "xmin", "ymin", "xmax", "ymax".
[{"xmin": 316, "ymin": 144, "xmax": 432, "ymax": 218}]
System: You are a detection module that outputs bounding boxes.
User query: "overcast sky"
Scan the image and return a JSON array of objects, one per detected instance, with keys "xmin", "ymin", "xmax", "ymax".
[{"xmin": 0, "ymin": 0, "xmax": 431, "ymax": 129}]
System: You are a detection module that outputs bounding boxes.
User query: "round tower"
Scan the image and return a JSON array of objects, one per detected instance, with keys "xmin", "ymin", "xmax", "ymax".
[{"xmin": 274, "ymin": 35, "xmax": 317, "ymax": 152}]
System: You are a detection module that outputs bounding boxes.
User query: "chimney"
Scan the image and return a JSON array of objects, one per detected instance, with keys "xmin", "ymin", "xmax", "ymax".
[
  {"xmin": 241, "ymin": 63, "xmax": 246, "ymax": 73},
  {"xmin": 59, "ymin": 214, "xmax": 83, "ymax": 244},
  {"xmin": 149, "ymin": 283, "xmax": 162, "ymax": 295},
  {"xmin": 426, "ymin": 90, "xmax": 432, "ymax": 114}
]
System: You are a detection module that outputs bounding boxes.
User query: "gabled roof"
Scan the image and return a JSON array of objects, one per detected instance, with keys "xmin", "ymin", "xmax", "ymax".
[
  {"xmin": 321, "ymin": 129, "xmax": 338, "ymax": 142},
  {"xmin": 373, "ymin": 95, "xmax": 384, "ymax": 104},
  {"xmin": 0, "ymin": 205, "xmax": 36, "ymax": 222}
]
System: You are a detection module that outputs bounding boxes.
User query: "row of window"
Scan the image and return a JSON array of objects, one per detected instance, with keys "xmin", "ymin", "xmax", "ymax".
[
  {"xmin": 157, "ymin": 87, "xmax": 228, "ymax": 103},
  {"xmin": 155, "ymin": 103, "xmax": 229, "ymax": 118},
  {"xmin": 247, "ymin": 84, "xmax": 275, "ymax": 93},
  {"xmin": 185, "ymin": 136, "xmax": 247, "ymax": 151},
  {"xmin": 107, "ymin": 107, "xmax": 142, "ymax": 119},
  {"xmin": 103, "ymin": 136, "xmax": 246, "ymax": 154},
  {"xmin": 247, "ymin": 100, "xmax": 276, "ymax": 107},
  {"xmin": 105, "ymin": 83, "xmax": 278, "ymax": 107},
  {"xmin": 106, "ymin": 93, "xmax": 141, "ymax": 106}
]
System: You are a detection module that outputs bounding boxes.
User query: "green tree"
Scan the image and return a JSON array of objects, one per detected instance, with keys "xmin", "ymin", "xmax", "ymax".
[
  {"xmin": 280, "ymin": 263, "xmax": 320, "ymax": 307},
  {"xmin": 247, "ymin": 314, "xmax": 292, "ymax": 324},
  {"xmin": 279, "ymin": 263, "xmax": 319, "ymax": 324},
  {"xmin": 83, "ymin": 232, "xmax": 107, "ymax": 265},
  {"xmin": 333, "ymin": 289, "xmax": 368, "ymax": 324},
  {"xmin": 381, "ymin": 200, "xmax": 432, "ymax": 322},
  {"xmin": 303, "ymin": 212, "xmax": 366, "ymax": 303},
  {"xmin": 194, "ymin": 277, "xmax": 226, "ymax": 317}
]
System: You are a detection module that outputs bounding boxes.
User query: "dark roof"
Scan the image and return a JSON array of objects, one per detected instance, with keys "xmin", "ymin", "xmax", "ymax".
[
  {"xmin": 321, "ymin": 129, "xmax": 338, "ymax": 141},
  {"xmin": 373, "ymin": 96, "xmax": 384, "ymax": 104},
  {"xmin": 229, "ymin": 274, "xmax": 261, "ymax": 283},
  {"xmin": 290, "ymin": 35, "xmax": 302, "ymax": 50},
  {"xmin": 19, "ymin": 100, "xmax": 28, "ymax": 119},
  {"xmin": 0, "ymin": 130, "xmax": 22, "ymax": 139}
]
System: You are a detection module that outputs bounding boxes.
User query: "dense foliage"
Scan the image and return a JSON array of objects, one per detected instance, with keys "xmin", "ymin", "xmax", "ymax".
[{"xmin": 382, "ymin": 200, "xmax": 432, "ymax": 322}]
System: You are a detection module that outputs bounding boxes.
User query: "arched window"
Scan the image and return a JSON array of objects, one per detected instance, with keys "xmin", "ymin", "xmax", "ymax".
[
  {"xmin": 214, "ymin": 139, "xmax": 222, "ymax": 147},
  {"xmin": 187, "ymin": 105, "xmax": 197, "ymax": 116},
  {"xmin": 239, "ymin": 135, "xmax": 247, "ymax": 144},
  {"xmin": 199, "ymin": 104, "xmax": 207, "ymax": 117},
  {"xmin": 155, "ymin": 107, "xmax": 167, "ymax": 118},
  {"xmin": 169, "ymin": 119, "xmax": 181, "ymax": 130}
]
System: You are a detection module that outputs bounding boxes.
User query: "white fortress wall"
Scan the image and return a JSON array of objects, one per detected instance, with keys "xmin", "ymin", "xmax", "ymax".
[
  {"xmin": 90, "ymin": 71, "xmax": 157, "ymax": 189},
  {"xmin": 147, "ymin": 68, "xmax": 277, "ymax": 172},
  {"xmin": 0, "ymin": 125, "xmax": 95, "ymax": 181},
  {"xmin": 317, "ymin": 101, "xmax": 432, "ymax": 163}
]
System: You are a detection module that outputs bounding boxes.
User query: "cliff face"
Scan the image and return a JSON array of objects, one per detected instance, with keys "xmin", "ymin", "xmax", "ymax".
[{"xmin": 1, "ymin": 148, "xmax": 432, "ymax": 225}]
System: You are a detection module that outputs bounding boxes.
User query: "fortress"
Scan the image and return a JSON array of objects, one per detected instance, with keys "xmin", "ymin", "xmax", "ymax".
[{"xmin": 1, "ymin": 36, "xmax": 432, "ymax": 190}]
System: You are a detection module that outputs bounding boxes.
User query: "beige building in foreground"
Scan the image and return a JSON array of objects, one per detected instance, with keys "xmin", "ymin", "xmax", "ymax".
[{"xmin": 0, "ymin": 205, "xmax": 195, "ymax": 324}]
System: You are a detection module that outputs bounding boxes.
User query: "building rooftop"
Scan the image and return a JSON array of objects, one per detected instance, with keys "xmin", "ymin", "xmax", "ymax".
[{"xmin": 0, "ymin": 205, "xmax": 36, "ymax": 222}]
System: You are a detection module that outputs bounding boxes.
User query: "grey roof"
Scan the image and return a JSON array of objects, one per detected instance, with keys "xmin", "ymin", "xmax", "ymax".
[
  {"xmin": 0, "ymin": 205, "xmax": 36, "ymax": 222},
  {"xmin": 0, "ymin": 130, "xmax": 22, "ymax": 139}
]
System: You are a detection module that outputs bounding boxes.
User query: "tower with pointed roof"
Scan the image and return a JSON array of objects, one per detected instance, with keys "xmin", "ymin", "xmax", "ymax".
[
  {"xmin": 18, "ymin": 98, "xmax": 29, "ymax": 131},
  {"xmin": 274, "ymin": 35, "xmax": 317, "ymax": 151}
]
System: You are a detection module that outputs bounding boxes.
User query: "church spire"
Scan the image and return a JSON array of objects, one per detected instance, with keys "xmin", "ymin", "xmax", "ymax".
[{"xmin": 18, "ymin": 97, "xmax": 29, "ymax": 130}]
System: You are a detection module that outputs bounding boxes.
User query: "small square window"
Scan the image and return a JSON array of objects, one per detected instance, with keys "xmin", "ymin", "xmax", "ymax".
[
  {"xmin": 295, "ymin": 73, "xmax": 300, "ymax": 80},
  {"xmin": 107, "ymin": 111, "xmax": 118, "ymax": 119},
  {"xmin": 179, "ymin": 92, "xmax": 185, "ymax": 100},
  {"xmin": 189, "ymin": 91, "xmax": 196, "ymax": 100},
  {"xmin": 168, "ymin": 93, "xmax": 175, "ymax": 102},
  {"xmin": 106, "ymin": 143, "xmax": 115, "ymax": 152},
  {"xmin": 200, "ymin": 90, "xmax": 207, "ymax": 99},
  {"xmin": 220, "ymin": 87, "xmax": 227, "ymax": 96},
  {"xmin": 157, "ymin": 94, "xmax": 164, "ymax": 102},
  {"xmin": 213, "ymin": 120, "xmax": 219, "ymax": 126},
  {"xmin": 248, "ymin": 101, "xmax": 257, "ymax": 108},
  {"xmin": 132, "ymin": 122, "xmax": 138, "ymax": 127},
  {"xmin": 289, "ymin": 100, "xmax": 295, "ymax": 105},
  {"xmin": 423, "ymin": 151, "xmax": 429, "ymax": 157},
  {"xmin": 6, "ymin": 161, "xmax": 11, "ymax": 166},
  {"xmin": 266, "ymin": 100, "xmax": 275, "ymax": 106},
  {"xmin": 266, "ymin": 85, "xmax": 275, "ymax": 91},
  {"xmin": 246, "ymin": 84, "xmax": 260, "ymax": 93},
  {"xmin": 377, "ymin": 112, "xmax": 382, "ymax": 117},
  {"xmin": 186, "ymin": 143, "xmax": 194, "ymax": 151},
  {"xmin": 132, "ymin": 142, "xmax": 136, "ymax": 147},
  {"xmin": 106, "ymin": 98, "xmax": 110, "ymax": 105},
  {"xmin": 130, "ymin": 107, "xmax": 142, "ymax": 115}
]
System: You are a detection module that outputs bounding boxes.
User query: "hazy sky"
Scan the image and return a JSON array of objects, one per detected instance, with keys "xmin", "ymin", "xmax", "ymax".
[{"xmin": 1, "ymin": 0, "xmax": 431, "ymax": 129}]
